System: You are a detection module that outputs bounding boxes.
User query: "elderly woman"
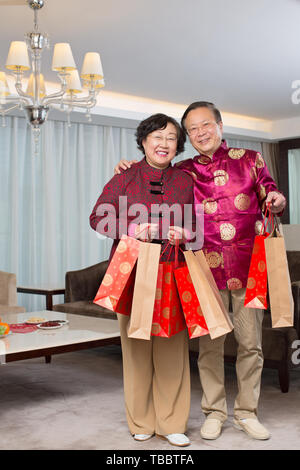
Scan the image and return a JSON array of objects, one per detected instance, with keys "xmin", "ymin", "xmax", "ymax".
[{"xmin": 89, "ymin": 113, "xmax": 194, "ymax": 447}]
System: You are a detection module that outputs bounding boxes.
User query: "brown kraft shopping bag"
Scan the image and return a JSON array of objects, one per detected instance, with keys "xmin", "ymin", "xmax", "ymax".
[
  {"xmin": 127, "ymin": 241, "xmax": 161, "ymax": 340},
  {"xmin": 264, "ymin": 227, "xmax": 294, "ymax": 328},
  {"xmin": 184, "ymin": 250, "xmax": 233, "ymax": 339}
]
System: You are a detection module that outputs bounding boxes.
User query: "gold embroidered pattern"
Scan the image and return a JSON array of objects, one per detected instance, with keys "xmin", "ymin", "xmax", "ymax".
[
  {"xmin": 255, "ymin": 220, "xmax": 263, "ymax": 235},
  {"xmin": 205, "ymin": 251, "xmax": 222, "ymax": 268},
  {"xmin": 228, "ymin": 148, "xmax": 245, "ymax": 160},
  {"xmin": 198, "ymin": 156, "xmax": 211, "ymax": 165},
  {"xmin": 220, "ymin": 223, "xmax": 236, "ymax": 240},
  {"xmin": 203, "ymin": 198, "xmax": 218, "ymax": 214},
  {"xmin": 259, "ymin": 184, "xmax": 266, "ymax": 200},
  {"xmin": 255, "ymin": 153, "xmax": 265, "ymax": 168},
  {"xmin": 214, "ymin": 170, "xmax": 229, "ymax": 186},
  {"xmin": 227, "ymin": 278, "xmax": 242, "ymax": 289},
  {"xmin": 234, "ymin": 193, "xmax": 251, "ymax": 211}
]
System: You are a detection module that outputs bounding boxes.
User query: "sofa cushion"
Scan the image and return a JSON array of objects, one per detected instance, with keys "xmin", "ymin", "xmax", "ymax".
[{"xmin": 53, "ymin": 301, "xmax": 117, "ymax": 320}]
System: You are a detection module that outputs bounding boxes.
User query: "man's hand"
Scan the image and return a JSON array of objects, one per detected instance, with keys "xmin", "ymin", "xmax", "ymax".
[
  {"xmin": 265, "ymin": 191, "xmax": 286, "ymax": 214},
  {"xmin": 167, "ymin": 226, "xmax": 189, "ymax": 245},
  {"xmin": 135, "ymin": 223, "xmax": 159, "ymax": 241},
  {"xmin": 114, "ymin": 159, "xmax": 138, "ymax": 175}
]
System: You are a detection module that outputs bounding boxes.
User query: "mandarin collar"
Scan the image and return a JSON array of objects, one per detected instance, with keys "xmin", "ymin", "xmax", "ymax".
[
  {"xmin": 194, "ymin": 139, "xmax": 228, "ymax": 165},
  {"xmin": 140, "ymin": 157, "xmax": 172, "ymax": 177}
]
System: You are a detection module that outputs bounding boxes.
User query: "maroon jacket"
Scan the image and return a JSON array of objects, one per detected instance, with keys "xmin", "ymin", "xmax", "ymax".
[{"xmin": 90, "ymin": 158, "xmax": 195, "ymax": 262}]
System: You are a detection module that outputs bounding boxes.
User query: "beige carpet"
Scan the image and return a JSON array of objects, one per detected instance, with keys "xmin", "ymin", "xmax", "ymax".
[{"xmin": 0, "ymin": 345, "xmax": 299, "ymax": 450}]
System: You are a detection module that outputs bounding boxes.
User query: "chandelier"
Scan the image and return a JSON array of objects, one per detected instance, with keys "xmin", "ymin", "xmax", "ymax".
[{"xmin": 0, "ymin": 0, "xmax": 104, "ymax": 145}]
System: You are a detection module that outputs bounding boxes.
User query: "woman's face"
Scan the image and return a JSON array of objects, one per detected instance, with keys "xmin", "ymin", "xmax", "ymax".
[{"xmin": 142, "ymin": 122, "xmax": 178, "ymax": 169}]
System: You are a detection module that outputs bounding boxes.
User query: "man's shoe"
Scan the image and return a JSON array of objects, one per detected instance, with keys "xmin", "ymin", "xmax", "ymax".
[
  {"xmin": 156, "ymin": 433, "xmax": 190, "ymax": 447},
  {"xmin": 233, "ymin": 418, "xmax": 270, "ymax": 440},
  {"xmin": 200, "ymin": 418, "xmax": 223, "ymax": 440},
  {"xmin": 133, "ymin": 434, "xmax": 154, "ymax": 441}
]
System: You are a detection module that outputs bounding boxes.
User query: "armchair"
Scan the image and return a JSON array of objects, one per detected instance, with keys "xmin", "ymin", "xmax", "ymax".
[
  {"xmin": 0, "ymin": 270, "xmax": 26, "ymax": 315},
  {"xmin": 53, "ymin": 260, "xmax": 116, "ymax": 320}
]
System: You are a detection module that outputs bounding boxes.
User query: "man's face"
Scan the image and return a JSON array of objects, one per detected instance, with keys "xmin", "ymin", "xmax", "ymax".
[{"xmin": 184, "ymin": 107, "xmax": 223, "ymax": 157}]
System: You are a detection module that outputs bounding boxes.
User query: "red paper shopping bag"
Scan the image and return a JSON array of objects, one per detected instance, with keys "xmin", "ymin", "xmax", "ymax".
[
  {"xmin": 93, "ymin": 235, "xmax": 139, "ymax": 315},
  {"xmin": 244, "ymin": 234, "xmax": 268, "ymax": 309},
  {"xmin": 174, "ymin": 264, "xmax": 209, "ymax": 338},
  {"xmin": 152, "ymin": 262, "xmax": 187, "ymax": 338}
]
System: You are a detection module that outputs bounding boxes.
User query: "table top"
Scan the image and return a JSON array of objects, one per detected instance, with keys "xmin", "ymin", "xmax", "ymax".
[
  {"xmin": 0, "ymin": 310, "xmax": 120, "ymax": 357},
  {"xmin": 17, "ymin": 286, "xmax": 65, "ymax": 294}
]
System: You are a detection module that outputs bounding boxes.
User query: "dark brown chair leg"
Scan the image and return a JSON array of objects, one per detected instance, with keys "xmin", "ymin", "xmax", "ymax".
[
  {"xmin": 45, "ymin": 355, "xmax": 52, "ymax": 364},
  {"xmin": 278, "ymin": 361, "xmax": 289, "ymax": 393}
]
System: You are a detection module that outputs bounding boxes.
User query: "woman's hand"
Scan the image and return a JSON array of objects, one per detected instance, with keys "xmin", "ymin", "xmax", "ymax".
[
  {"xmin": 114, "ymin": 159, "xmax": 138, "ymax": 175},
  {"xmin": 135, "ymin": 223, "xmax": 159, "ymax": 241},
  {"xmin": 167, "ymin": 226, "xmax": 189, "ymax": 245}
]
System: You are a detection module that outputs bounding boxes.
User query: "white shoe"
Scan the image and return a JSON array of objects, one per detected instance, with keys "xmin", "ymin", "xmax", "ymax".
[
  {"xmin": 234, "ymin": 418, "xmax": 270, "ymax": 440},
  {"xmin": 157, "ymin": 433, "xmax": 190, "ymax": 447},
  {"xmin": 133, "ymin": 433, "xmax": 154, "ymax": 441}
]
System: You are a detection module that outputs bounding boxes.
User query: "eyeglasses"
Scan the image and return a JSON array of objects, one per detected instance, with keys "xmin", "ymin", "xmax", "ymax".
[
  {"xmin": 186, "ymin": 120, "xmax": 216, "ymax": 136},
  {"xmin": 148, "ymin": 134, "xmax": 177, "ymax": 143}
]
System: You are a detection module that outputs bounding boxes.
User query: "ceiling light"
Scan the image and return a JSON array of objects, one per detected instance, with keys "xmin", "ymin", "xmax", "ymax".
[{"xmin": 0, "ymin": 0, "xmax": 105, "ymax": 150}]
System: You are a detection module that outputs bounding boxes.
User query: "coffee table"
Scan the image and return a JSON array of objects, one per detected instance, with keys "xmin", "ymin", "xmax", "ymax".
[{"xmin": 0, "ymin": 310, "xmax": 120, "ymax": 364}]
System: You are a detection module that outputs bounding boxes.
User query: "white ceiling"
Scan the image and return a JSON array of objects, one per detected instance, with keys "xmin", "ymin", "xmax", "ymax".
[{"xmin": 1, "ymin": 0, "xmax": 300, "ymax": 121}]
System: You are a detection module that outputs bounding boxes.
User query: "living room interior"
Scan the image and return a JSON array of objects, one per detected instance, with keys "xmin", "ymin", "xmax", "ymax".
[{"xmin": 0, "ymin": 0, "xmax": 300, "ymax": 451}]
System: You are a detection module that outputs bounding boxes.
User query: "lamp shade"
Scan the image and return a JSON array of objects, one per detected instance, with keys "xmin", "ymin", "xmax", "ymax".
[
  {"xmin": 6, "ymin": 41, "xmax": 30, "ymax": 71},
  {"xmin": 66, "ymin": 69, "xmax": 82, "ymax": 94},
  {"xmin": 26, "ymin": 73, "xmax": 46, "ymax": 98},
  {"xmin": 0, "ymin": 71, "xmax": 10, "ymax": 96},
  {"xmin": 52, "ymin": 43, "xmax": 76, "ymax": 71},
  {"xmin": 81, "ymin": 52, "xmax": 103, "ymax": 79}
]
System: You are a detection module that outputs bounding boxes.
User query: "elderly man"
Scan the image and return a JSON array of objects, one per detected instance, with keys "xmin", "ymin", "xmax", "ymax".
[{"xmin": 114, "ymin": 101, "xmax": 286, "ymax": 441}]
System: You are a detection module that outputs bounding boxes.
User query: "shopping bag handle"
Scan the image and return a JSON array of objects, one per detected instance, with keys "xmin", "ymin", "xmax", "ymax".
[
  {"xmin": 260, "ymin": 202, "xmax": 274, "ymax": 236},
  {"xmin": 160, "ymin": 239, "xmax": 180, "ymax": 268},
  {"xmin": 135, "ymin": 224, "xmax": 154, "ymax": 242}
]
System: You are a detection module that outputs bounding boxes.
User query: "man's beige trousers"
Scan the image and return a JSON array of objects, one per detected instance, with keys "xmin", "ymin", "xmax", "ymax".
[
  {"xmin": 117, "ymin": 313, "xmax": 191, "ymax": 436},
  {"xmin": 198, "ymin": 288, "xmax": 264, "ymax": 422}
]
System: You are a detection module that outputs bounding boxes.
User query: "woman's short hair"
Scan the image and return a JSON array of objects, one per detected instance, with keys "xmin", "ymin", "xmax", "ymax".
[
  {"xmin": 136, "ymin": 113, "xmax": 186, "ymax": 155},
  {"xmin": 181, "ymin": 101, "xmax": 222, "ymax": 133}
]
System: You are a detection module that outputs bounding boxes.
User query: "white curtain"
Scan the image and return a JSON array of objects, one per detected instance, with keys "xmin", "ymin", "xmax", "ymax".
[
  {"xmin": 0, "ymin": 116, "xmax": 263, "ymax": 312},
  {"xmin": 226, "ymin": 138, "xmax": 262, "ymax": 154},
  {"xmin": 0, "ymin": 116, "xmax": 139, "ymax": 312},
  {"xmin": 288, "ymin": 149, "xmax": 300, "ymax": 224}
]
